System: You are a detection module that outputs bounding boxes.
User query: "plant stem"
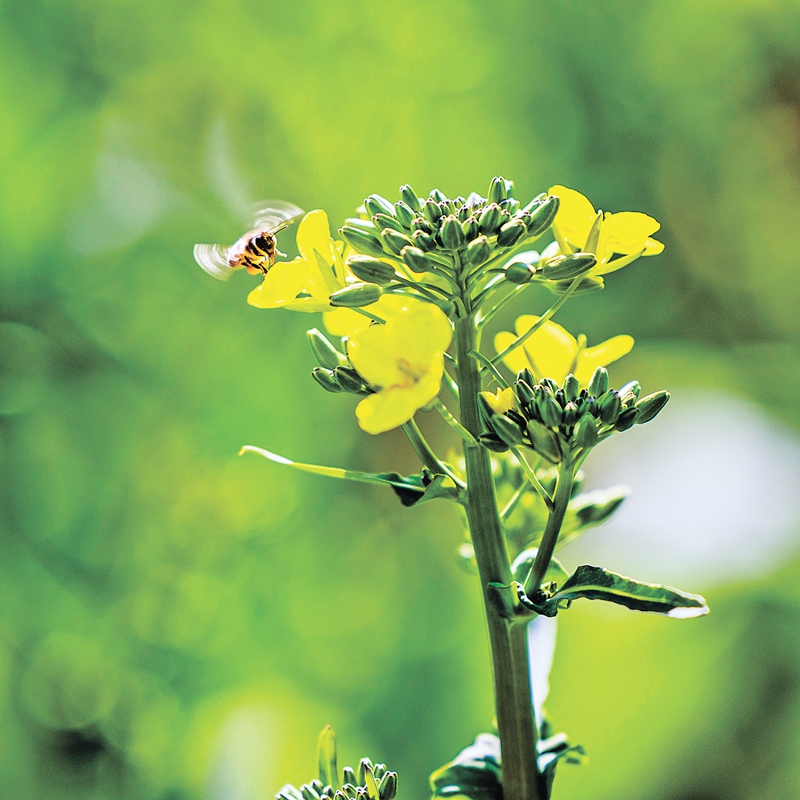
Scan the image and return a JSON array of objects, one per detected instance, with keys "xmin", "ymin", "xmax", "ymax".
[
  {"xmin": 454, "ymin": 314, "xmax": 545, "ymax": 800},
  {"xmin": 401, "ymin": 419, "xmax": 465, "ymax": 488},
  {"xmin": 525, "ymin": 460, "xmax": 574, "ymax": 594}
]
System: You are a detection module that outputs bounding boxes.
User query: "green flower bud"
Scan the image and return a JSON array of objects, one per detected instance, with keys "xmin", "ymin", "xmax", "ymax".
[
  {"xmin": 440, "ymin": 215, "xmax": 466, "ymax": 249},
  {"xmin": 340, "ymin": 225, "xmax": 386, "ymax": 257},
  {"xmin": 341, "ymin": 784, "xmax": 357, "ymax": 800},
  {"xmin": 307, "ymin": 328, "xmax": 347, "ymax": 369},
  {"xmin": 490, "ymin": 414, "xmax": 524, "ymax": 446},
  {"xmin": 573, "ymin": 414, "xmax": 598, "ymax": 449},
  {"xmin": 400, "ymin": 185, "xmax": 422, "ymax": 212},
  {"xmin": 499, "ymin": 197, "xmax": 521, "ymax": 215},
  {"xmin": 358, "ymin": 759, "xmax": 374, "ymax": 786},
  {"xmin": 588, "ymin": 367, "xmax": 609, "ymax": 396},
  {"xmin": 497, "ymin": 219, "xmax": 527, "ymax": 247},
  {"xmin": 329, "ymin": 282, "xmax": 382, "ymax": 307},
  {"xmin": 561, "ymin": 401, "xmax": 579, "ymax": 429},
  {"xmin": 423, "ymin": 199, "xmax": 443, "ymax": 224},
  {"xmin": 619, "ymin": 380, "xmax": 641, "ymax": 402},
  {"xmin": 411, "ymin": 216, "xmax": 434, "ymax": 234},
  {"xmin": 465, "ymin": 235, "xmax": 491, "ymax": 266},
  {"xmin": 526, "ymin": 420, "xmax": 562, "ymax": 463},
  {"xmin": 401, "ymin": 246, "xmax": 434, "ymax": 273},
  {"xmin": 518, "ymin": 368, "xmax": 535, "ymax": 387},
  {"xmin": 541, "ymin": 252, "xmax": 597, "ymax": 280},
  {"xmin": 524, "ymin": 195, "xmax": 560, "ymax": 237},
  {"xmin": 310, "ymin": 781, "xmax": 325, "ymax": 795},
  {"xmin": 488, "ymin": 176, "xmax": 507, "ymax": 204},
  {"xmin": 372, "ymin": 213, "xmax": 405, "ymax": 233},
  {"xmin": 504, "ymin": 262, "xmax": 534, "ymax": 284},
  {"xmin": 347, "ymin": 255, "xmax": 396, "ymax": 284},
  {"xmin": 378, "ymin": 772, "xmax": 398, "ymax": 800},
  {"xmin": 551, "ymin": 274, "xmax": 605, "ymax": 295},
  {"xmin": 537, "ymin": 393, "xmax": 562, "ymax": 428},
  {"xmin": 380, "ymin": 228, "xmax": 413, "ymax": 255},
  {"xmin": 312, "ymin": 368, "xmax": 344, "ymax": 393},
  {"xmin": 457, "ymin": 204, "xmax": 471, "ymax": 222},
  {"xmin": 478, "ymin": 203, "xmax": 503, "ymax": 235},
  {"xmin": 411, "ymin": 230, "xmax": 437, "ymax": 252},
  {"xmin": 440, "ymin": 199, "xmax": 456, "ymax": 215},
  {"xmin": 373, "ymin": 764, "xmax": 387, "ymax": 780},
  {"xmin": 479, "ymin": 433, "xmax": 510, "ymax": 453},
  {"xmin": 303, "ymin": 785, "xmax": 322, "ymax": 800},
  {"xmin": 597, "ymin": 390, "xmax": 622, "ymax": 425},
  {"xmin": 541, "ymin": 377, "xmax": 559, "ymax": 394},
  {"xmin": 429, "ymin": 188, "xmax": 447, "ymax": 203},
  {"xmin": 563, "ymin": 374, "xmax": 580, "ymax": 402},
  {"xmin": 515, "ymin": 380, "xmax": 535, "ymax": 406},
  {"xmin": 394, "ymin": 201, "xmax": 415, "ymax": 228},
  {"xmin": 615, "ymin": 407, "xmax": 639, "ymax": 431},
  {"xmin": 365, "ymin": 194, "xmax": 395, "ymax": 217},
  {"xmin": 461, "ymin": 216, "xmax": 480, "ymax": 241},
  {"xmin": 635, "ymin": 390, "xmax": 670, "ymax": 424}
]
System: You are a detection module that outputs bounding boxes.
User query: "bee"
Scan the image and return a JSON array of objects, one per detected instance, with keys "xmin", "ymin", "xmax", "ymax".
[{"xmin": 193, "ymin": 200, "xmax": 305, "ymax": 281}]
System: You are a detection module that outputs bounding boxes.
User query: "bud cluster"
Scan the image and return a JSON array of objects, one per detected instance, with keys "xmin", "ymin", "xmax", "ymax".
[
  {"xmin": 277, "ymin": 759, "xmax": 398, "ymax": 800},
  {"xmin": 339, "ymin": 178, "xmax": 561, "ymax": 280},
  {"xmin": 480, "ymin": 367, "xmax": 669, "ymax": 462}
]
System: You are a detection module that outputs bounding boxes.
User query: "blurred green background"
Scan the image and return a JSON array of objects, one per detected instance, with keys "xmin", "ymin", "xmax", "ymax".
[{"xmin": 3, "ymin": 1, "xmax": 800, "ymax": 798}]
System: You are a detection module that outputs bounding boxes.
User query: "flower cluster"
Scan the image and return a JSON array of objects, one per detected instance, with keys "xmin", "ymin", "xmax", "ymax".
[
  {"xmin": 480, "ymin": 366, "xmax": 670, "ymax": 462},
  {"xmin": 277, "ymin": 757, "xmax": 397, "ymax": 800}
]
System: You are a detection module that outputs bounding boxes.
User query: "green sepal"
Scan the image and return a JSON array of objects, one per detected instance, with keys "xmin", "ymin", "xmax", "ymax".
[
  {"xmin": 318, "ymin": 726, "xmax": 340, "ymax": 791},
  {"xmin": 239, "ymin": 447, "xmax": 463, "ymax": 506},
  {"xmin": 546, "ymin": 565, "xmax": 709, "ymax": 618},
  {"xmin": 430, "ymin": 734, "xmax": 503, "ymax": 800}
]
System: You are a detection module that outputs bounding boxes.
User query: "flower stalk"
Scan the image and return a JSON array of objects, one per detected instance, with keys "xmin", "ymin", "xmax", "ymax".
[{"xmin": 454, "ymin": 313, "xmax": 545, "ymax": 800}]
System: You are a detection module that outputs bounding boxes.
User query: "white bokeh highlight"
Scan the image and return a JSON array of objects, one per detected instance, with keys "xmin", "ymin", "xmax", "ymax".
[{"xmin": 561, "ymin": 390, "xmax": 800, "ymax": 590}]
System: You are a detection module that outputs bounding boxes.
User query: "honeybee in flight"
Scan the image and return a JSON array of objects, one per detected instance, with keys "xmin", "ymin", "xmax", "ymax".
[{"xmin": 193, "ymin": 200, "xmax": 305, "ymax": 281}]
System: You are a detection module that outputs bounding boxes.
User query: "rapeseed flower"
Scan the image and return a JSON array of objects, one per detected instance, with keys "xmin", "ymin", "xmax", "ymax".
[
  {"xmin": 494, "ymin": 315, "xmax": 633, "ymax": 385},
  {"xmin": 247, "ymin": 209, "xmax": 346, "ymax": 313},
  {"xmin": 348, "ymin": 300, "xmax": 452, "ymax": 434},
  {"xmin": 548, "ymin": 185, "xmax": 663, "ymax": 274}
]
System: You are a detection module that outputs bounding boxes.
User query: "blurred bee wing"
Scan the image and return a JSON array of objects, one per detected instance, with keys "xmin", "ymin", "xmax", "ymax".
[
  {"xmin": 251, "ymin": 200, "xmax": 305, "ymax": 232},
  {"xmin": 194, "ymin": 243, "xmax": 234, "ymax": 281}
]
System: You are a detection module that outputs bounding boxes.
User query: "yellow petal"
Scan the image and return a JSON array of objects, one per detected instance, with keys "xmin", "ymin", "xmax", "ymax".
[
  {"xmin": 574, "ymin": 335, "xmax": 634, "ymax": 384},
  {"xmin": 643, "ymin": 237, "xmax": 664, "ymax": 255},
  {"xmin": 515, "ymin": 315, "xmax": 577, "ymax": 384},
  {"xmin": 349, "ymin": 302, "xmax": 451, "ymax": 388},
  {"xmin": 323, "ymin": 307, "xmax": 372, "ymax": 337},
  {"xmin": 494, "ymin": 331, "xmax": 531, "ymax": 374},
  {"xmin": 247, "ymin": 259, "xmax": 308, "ymax": 309},
  {"xmin": 296, "ymin": 210, "xmax": 337, "ymax": 266},
  {"xmin": 549, "ymin": 185, "xmax": 597, "ymax": 249},
  {"xmin": 480, "ymin": 387, "xmax": 516, "ymax": 414},
  {"xmin": 600, "ymin": 212, "xmax": 661, "ymax": 255},
  {"xmin": 355, "ymin": 354, "xmax": 444, "ymax": 434}
]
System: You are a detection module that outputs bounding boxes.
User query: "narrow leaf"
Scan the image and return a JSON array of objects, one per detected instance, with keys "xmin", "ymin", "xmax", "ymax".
[
  {"xmin": 318, "ymin": 725, "xmax": 339, "ymax": 790},
  {"xmin": 240, "ymin": 446, "xmax": 462, "ymax": 506},
  {"xmin": 551, "ymin": 565, "xmax": 709, "ymax": 618}
]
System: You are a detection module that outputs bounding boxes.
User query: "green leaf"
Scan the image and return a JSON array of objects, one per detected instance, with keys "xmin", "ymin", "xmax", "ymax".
[
  {"xmin": 240, "ymin": 446, "xmax": 463, "ymax": 506},
  {"xmin": 537, "ymin": 731, "xmax": 586, "ymax": 794},
  {"xmin": 548, "ymin": 565, "xmax": 709, "ymax": 618},
  {"xmin": 510, "ymin": 548, "xmax": 569, "ymax": 588},
  {"xmin": 318, "ymin": 725, "xmax": 339, "ymax": 790},
  {"xmin": 430, "ymin": 734, "xmax": 502, "ymax": 800}
]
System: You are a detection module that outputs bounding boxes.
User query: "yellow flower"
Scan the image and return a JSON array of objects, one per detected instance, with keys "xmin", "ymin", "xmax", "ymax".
[
  {"xmin": 323, "ymin": 294, "xmax": 421, "ymax": 338},
  {"xmin": 247, "ymin": 210, "xmax": 345, "ymax": 313},
  {"xmin": 480, "ymin": 387, "xmax": 517, "ymax": 415},
  {"xmin": 548, "ymin": 185, "xmax": 664, "ymax": 274},
  {"xmin": 494, "ymin": 315, "xmax": 633, "ymax": 385},
  {"xmin": 348, "ymin": 300, "xmax": 453, "ymax": 434}
]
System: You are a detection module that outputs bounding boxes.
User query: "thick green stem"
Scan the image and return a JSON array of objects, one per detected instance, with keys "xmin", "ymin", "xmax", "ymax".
[
  {"xmin": 454, "ymin": 315, "xmax": 544, "ymax": 800},
  {"xmin": 525, "ymin": 460, "xmax": 574, "ymax": 594}
]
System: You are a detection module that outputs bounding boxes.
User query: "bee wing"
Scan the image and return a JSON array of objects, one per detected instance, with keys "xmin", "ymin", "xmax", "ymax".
[
  {"xmin": 193, "ymin": 243, "xmax": 234, "ymax": 281},
  {"xmin": 251, "ymin": 200, "xmax": 305, "ymax": 233}
]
